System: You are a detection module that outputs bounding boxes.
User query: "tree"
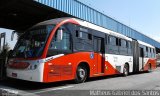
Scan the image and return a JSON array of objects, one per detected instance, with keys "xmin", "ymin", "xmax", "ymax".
[{"xmin": 4, "ymin": 43, "xmax": 10, "ymax": 52}]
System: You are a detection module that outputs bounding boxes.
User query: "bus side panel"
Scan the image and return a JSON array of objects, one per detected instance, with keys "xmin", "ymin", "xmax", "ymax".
[
  {"xmin": 104, "ymin": 61, "xmax": 120, "ymax": 75},
  {"xmin": 105, "ymin": 54, "xmax": 133, "ymax": 74},
  {"xmin": 43, "ymin": 52, "xmax": 123, "ymax": 83},
  {"xmin": 43, "ymin": 52, "xmax": 94, "ymax": 83}
]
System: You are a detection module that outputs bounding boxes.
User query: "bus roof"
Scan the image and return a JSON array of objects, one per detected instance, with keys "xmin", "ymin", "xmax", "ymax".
[
  {"xmin": 73, "ymin": 18, "xmax": 132, "ymax": 41},
  {"xmin": 138, "ymin": 40, "xmax": 155, "ymax": 48}
]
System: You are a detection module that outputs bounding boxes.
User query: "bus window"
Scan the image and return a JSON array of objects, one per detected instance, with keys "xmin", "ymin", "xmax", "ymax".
[
  {"xmin": 88, "ymin": 34, "xmax": 92, "ymax": 40},
  {"xmin": 152, "ymin": 48, "xmax": 155, "ymax": 58},
  {"xmin": 145, "ymin": 47, "xmax": 148, "ymax": 57},
  {"xmin": 128, "ymin": 42, "xmax": 132, "ymax": 49},
  {"xmin": 148, "ymin": 47, "xmax": 151, "ymax": 58},
  {"xmin": 119, "ymin": 39, "xmax": 128, "ymax": 55},
  {"xmin": 116, "ymin": 38, "xmax": 119, "ymax": 46},
  {"xmin": 105, "ymin": 35, "xmax": 108, "ymax": 44},
  {"xmin": 107, "ymin": 36, "xmax": 119, "ymax": 54},
  {"xmin": 109, "ymin": 36, "xmax": 116, "ymax": 46},
  {"xmin": 48, "ymin": 29, "xmax": 72, "ymax": 56},
  {"xmin": 127, "ymin": 41, "xmax": 132, "ymax": 55},
  {"xmin": 76, "ymin": 30, "xmax": 79, "ymax": 37},
  {"xmin": 153, "ymin": 49, "xmax": 155, "ymax": 58},
  {"xmin": 118, "ymin": 39, "xmax": 121, "ymax": 46},
  {"xmin": 121, "ymin": 39, "xmax": 127, "ymax": 48},
  {"xmin": 146, "ymin": 47, "xmax": 148, "ymax": 52}
]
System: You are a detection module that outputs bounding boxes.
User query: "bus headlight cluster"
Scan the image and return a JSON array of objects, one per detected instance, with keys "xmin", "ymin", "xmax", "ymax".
[
  {"xmin": 28, "ymin": 64, "xmax": 38, "ymax": 70},
  {"xmin": 8, "ymin": 59, "xmax": 14, "ymax": 66}
]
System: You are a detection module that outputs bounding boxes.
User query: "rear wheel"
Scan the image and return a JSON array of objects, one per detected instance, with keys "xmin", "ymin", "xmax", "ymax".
[
  {"xmin": 75, "ymin": 65, "xmax": 88, "ymax": 83},
  {"xmin": 148, "ymin": 64, "xmax": 152, "ymax": 72},
  {"xmin": 123, "ymin": 64, "xmax": 129, "ymax": 76}
]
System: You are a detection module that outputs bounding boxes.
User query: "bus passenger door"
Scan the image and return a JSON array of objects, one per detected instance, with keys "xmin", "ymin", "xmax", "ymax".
[
  {"xmin": 93, "ymin": 36, "xmax": 105, "ymax": 74},
  {"xmin": 139, "ymin": 47, "xmax": 144, "ymax": 71}
]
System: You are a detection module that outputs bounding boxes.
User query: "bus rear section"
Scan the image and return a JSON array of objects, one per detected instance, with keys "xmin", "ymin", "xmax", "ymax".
[{"xmin": 133, "ymin": 40, "xmax": 157, "ymax": 73}]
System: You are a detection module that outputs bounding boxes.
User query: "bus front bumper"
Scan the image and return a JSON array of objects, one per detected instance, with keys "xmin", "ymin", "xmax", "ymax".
[{"xmin": 7, "ymin": 68, "xmax": 44, "ymax": 82}]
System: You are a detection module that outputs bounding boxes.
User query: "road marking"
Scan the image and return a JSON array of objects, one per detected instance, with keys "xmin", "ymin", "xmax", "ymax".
[{"xmin": 24, "ymin": 85, "xmax": 74, "ymax": 95}]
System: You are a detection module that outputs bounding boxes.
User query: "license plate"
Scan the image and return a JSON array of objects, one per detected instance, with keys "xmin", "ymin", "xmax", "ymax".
[{"xmin": 12, "ymin": 73, "xmax": 17, "ymax": 77}]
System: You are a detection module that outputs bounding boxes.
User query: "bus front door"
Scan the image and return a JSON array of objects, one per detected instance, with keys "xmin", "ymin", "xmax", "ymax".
[{"xmin": 93, "ymin": 36, "xmax": 105, "ymax": 74}]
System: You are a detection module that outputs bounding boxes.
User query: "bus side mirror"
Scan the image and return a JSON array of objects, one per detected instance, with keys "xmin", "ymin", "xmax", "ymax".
[
  {"xmin": 57, "ymin": 29, "xmax": 63, "ymax": 42},
  {"xmin": 11, "ymin": 31, "xmax": 16, "ymax": 41}
]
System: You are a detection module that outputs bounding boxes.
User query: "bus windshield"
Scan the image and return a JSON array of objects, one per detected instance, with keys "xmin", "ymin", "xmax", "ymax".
[{"xmin": 12, "ymin": 25, "xmax": 55, "ymax": 58}]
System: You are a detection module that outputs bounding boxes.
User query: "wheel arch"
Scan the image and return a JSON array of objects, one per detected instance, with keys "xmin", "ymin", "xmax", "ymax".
[
  {"xmin": 124, "ymin": 62, "xmax": 130, "ymax": 72},
  {"xmin": 76, "ymin": 61, "xmax": 90, "ymax": 78},
  {"xmin": 148, "ymin": 63, "xmax": 152, "ymax": 69}
]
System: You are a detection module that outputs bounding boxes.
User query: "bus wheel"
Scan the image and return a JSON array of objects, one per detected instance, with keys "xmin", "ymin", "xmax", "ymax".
[
  {"xmin": 123, "ymin": 64, "xmax": 129, "ymax": 76},
  {"xmin": 75, "ymin": 65, "xmax": 88, "ymax": 83},
  {"xmin": 148, "ymin": 64, "xmax": 152, "ymax": 72}
]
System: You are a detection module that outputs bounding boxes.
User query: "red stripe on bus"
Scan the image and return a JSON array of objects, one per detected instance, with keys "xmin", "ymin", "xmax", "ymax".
[
  {"xmin": 41, "ymin": 19, "xmax": 79, "ymax": 59},
  {"xmin": 42, "ymin": 19, "xmax": 79, "ymax": 82}
]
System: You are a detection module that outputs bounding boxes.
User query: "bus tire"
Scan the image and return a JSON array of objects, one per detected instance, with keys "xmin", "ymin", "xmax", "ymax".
[
  {"xmin": 75, "ymin": 65, "xmax": 88, "ymax": 83},
  {"xmin": 148, "ymin": 64, "xmax": 152, "ymax": 72},
  {"xmin": 123, "ymin": 64, "xmax": 129, "ymax": 76}
]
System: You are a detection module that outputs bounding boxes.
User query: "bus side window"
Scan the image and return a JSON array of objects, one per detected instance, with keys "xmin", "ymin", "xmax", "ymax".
[
  {"xmin": 105, "ymin": 34, "xmax": 108, "ymax": 44},
  {"xmin": 148, "ymin": 47, "xmax": 151, "ymax": 58},
  {"xmin": 107, "ymin": 36, "xmax": 119, "ymax": 54},
  {"xmin": 88, "ymin": 34, "xmax": 92, "ymax": 40},
  {"xmin": 47, "ymin": 28, "xmax": 72, "ymax": 57},
  {"xmin": 128, "ymin": 41, "xmax": 132, "ymax": 49},
  {"xmin": 145, "ymin": 47, "xmax": 148, "ymax": 57},
  {"xmin": 127, "ymin": 41, "xmax": 132, "ymax": 55},
  {"xmin": 121, "ymin": 39, "xmax": 127, "ymax": 48},
  {"xmin": 109, "ymin": 36, "xmax": 116, "ymax": 45},
  {"xmin": 151, "ymin": 48, "xmax": 154, "ymax": 58},
  {"xmin": 153, "ymin": 49, "xmax": 155, "ymax": 58},
  {"xmin": 119, "ymin": 39, "xmax": 128, "ymax": 55},
  {"xmin": 76, "ymin": 30, "xmax": 79, "ymax": 37},
  {"xmin": 116, "ymin": 38, "xmax": 119, "ymax": 46},
  {"xmin": 74, "ymin": 30, "xmax": 93, "ymax": 52}
]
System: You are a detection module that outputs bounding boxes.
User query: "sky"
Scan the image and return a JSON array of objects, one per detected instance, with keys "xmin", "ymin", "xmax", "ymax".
[{"xmin": 0, "ymin": 0, "xmax": 160, "ymax": 49}]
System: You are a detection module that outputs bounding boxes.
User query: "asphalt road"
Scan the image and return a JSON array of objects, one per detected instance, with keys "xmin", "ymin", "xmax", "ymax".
[{"xmin": 0, "ymin": 67, "xmax": 160, "ymax": 96}]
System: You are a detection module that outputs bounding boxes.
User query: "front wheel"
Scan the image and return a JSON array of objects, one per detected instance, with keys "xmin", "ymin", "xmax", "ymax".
[
  {"xmin": 75, "ymin": 65, "xmax": 88, "ymax": 83},
  {"xmin": 123, "ymin": 64, "xmax": 129, "ymax": 76}
]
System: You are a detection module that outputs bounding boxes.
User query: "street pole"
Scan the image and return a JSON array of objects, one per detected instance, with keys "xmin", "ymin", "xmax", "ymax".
[
  {"xmin": 0, "ymin": 33, "xmax": 6, "ymax": 51},
  {"xmin": 2, "ymin": 33, "xmax": 6, "ymax": 50},
  {"xmin": 0, "ymin": 34, "xmax": 1, "ymax": 52},
  {"xmin": 0, "ymin": 32, "xmax": 6, "ymax": 80}
]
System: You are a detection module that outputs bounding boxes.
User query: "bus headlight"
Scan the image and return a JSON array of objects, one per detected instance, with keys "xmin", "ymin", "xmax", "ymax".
[
  {"xmin": 8, "ymin": 59, "xmax": 14, "ymax": 66},
  {"xmin": 28, "ymin": 64, "xmax": 38, "ymax": 70}
]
